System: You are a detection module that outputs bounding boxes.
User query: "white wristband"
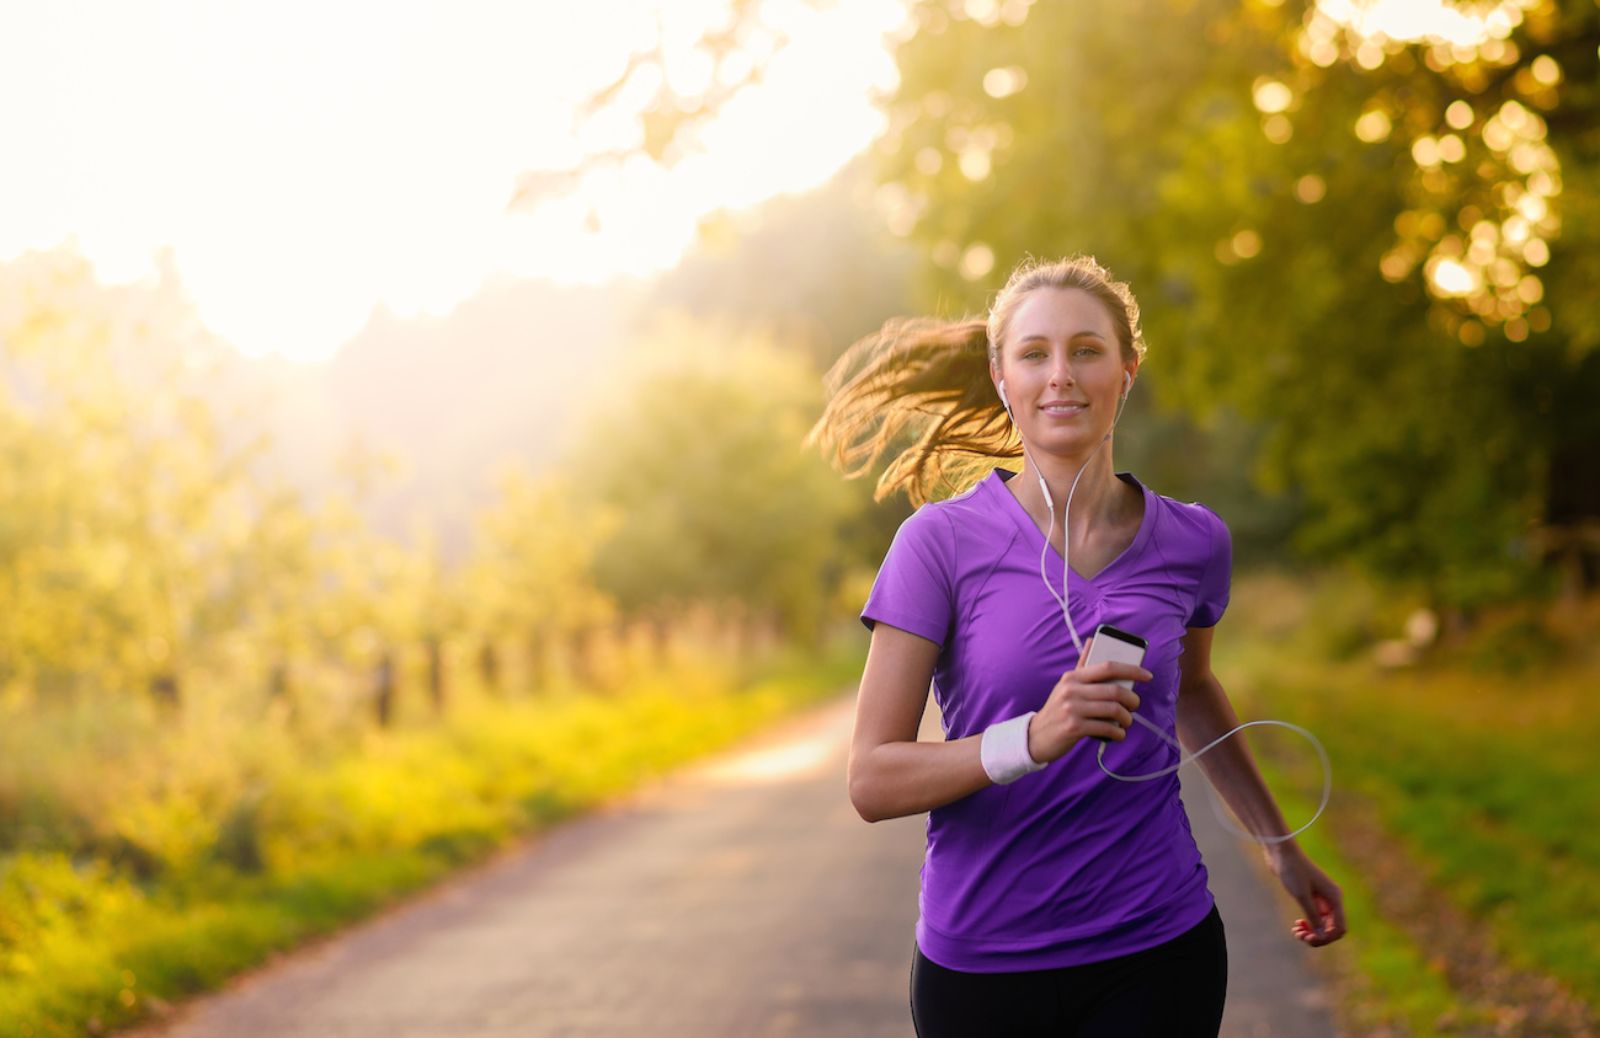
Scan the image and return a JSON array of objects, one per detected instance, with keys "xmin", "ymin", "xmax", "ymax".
[{"xmin": 980, "ymin": 711, "xmax": 1047, "ymax": 785}]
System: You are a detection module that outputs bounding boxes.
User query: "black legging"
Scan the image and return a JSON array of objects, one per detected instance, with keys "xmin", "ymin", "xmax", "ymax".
[{"xmin": 909, "ymin": 904, "xmax": 1228, "ymax": 1037}]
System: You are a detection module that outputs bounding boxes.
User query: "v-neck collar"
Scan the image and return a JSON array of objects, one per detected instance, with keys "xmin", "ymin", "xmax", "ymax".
[{"xmin": 987, "ymin": 466, "xmax": 1155, "ymax": 586}]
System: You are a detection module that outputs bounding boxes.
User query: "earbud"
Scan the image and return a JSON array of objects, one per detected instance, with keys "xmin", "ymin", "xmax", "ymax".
[
  {"xmin": 997, "ymin": 379, "xmax": 1010, "ymax": 411},
  {"xmin": 1122, "ymin": 372, "xmax": 1132, "ymax": 396}
]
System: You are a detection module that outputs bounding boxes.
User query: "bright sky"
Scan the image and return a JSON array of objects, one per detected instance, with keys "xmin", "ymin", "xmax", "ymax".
[{"xmin": 0, "ymin": 0, "xmax": 907, "ymax": 361}]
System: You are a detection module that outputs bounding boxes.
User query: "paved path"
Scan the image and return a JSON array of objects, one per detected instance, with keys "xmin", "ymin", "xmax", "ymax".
[{"xmin": 125, "ymin": 692, "xmax": 1337, "ymax": 1037}]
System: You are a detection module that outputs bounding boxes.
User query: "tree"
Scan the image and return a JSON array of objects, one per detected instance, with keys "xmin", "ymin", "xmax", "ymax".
[
  {"xmin": 871, "ymin": 0, "xmax": 1600, "ymax": 607},
  {"xmin": 0, "ymin": 249, "xmax": 274, "ymax": 705},
  {"xmin": 460, "ymin": 466, "xmax": 618, "ymax": 689},
  {"xmin": 570, "ymin": 312, "xmax": 862, "ymax": 645}
]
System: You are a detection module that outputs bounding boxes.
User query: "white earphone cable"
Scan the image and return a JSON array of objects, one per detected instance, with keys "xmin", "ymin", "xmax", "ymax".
[{"xmin": 1000, "ymin": 371, "xmax": 1330, "ymax": 845}]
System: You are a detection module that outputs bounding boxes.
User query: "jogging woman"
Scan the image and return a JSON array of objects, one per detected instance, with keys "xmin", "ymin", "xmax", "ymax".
[{"xmin": 806, "ymin": 255, "xmax": 1346, "ymax": 1036}]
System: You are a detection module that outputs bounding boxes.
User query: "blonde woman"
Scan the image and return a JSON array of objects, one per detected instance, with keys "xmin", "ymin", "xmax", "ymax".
[{"xmin": 808, "ymin": 255, "xmax": 1345, "ymax": 1036}]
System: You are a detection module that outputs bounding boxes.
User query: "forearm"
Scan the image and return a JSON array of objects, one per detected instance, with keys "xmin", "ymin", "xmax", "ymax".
[
  {"xmin": 849, "ymin": 734, "xmax": 995, "ymax": 822},
  {"xmin": 1177, "ymin": 675, "xmax": 1302, "ymax": 858}
]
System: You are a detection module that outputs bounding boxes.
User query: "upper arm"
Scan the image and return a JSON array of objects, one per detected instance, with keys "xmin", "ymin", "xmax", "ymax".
[
  {"xmin": 851, "ymin": 621, "xmax": 939, "ymax": 769},
  {"xmin": 1178, "ymin": 624, "xmax": 1217, "ymax": 695},
  {"xmin": 850, "ymin": 506, "xmax": 955, "ymax": 785},
  {"xmin": 1186, "ymin": 506, "xmax": 1232, "ymax": 628}
]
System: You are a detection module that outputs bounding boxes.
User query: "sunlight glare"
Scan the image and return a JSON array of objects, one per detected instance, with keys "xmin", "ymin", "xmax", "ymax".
[{"xmin": 0, "ymin": 0, "xmax": 911, "ymax": 362}]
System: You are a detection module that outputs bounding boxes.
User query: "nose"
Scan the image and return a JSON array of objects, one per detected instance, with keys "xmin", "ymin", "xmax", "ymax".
[{"xmin": 1049, "ymin": 353, "xmax": 1075, "ymax": 387}]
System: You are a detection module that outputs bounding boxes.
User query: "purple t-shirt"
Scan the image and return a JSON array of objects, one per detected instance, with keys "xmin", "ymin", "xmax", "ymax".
[{"xmin": 860, "ymin": 466, "xmax": 1231, "ymax": 972}]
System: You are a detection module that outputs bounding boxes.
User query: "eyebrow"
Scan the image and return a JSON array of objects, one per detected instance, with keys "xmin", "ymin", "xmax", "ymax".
[{"xmin": 1016, "ymin": 331, "xmax": 1107, "ymax": 345}]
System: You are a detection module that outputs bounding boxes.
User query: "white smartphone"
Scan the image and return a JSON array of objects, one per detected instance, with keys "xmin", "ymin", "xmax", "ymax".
[
  {"xmin": 1081, "ymin": 623, "xmax": 1148, "ymax": 687},
  {"xmin": 1081, "ymin": 624, "xmax": 1148, "ymax": 741}
]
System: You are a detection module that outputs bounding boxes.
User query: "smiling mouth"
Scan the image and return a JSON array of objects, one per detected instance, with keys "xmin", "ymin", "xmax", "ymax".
[{"xmin": 1040, "ymin": 404, "xmax": 1087, "ymax": 414}]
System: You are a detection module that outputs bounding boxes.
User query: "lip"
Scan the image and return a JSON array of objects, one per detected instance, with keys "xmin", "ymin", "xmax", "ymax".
[{"xmin": 1039, "ymin": 401, "xmax": 1088, "ymax": 411}]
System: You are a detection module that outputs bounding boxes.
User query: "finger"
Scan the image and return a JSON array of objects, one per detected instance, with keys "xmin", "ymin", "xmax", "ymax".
[
  {"xmin": 1073, "ymin": 681, "xmax": 1142, "ymax": 708},
  {"xmin": 1296, "ymin": 897, "xmax": 1323, "ymax": 938},
  {"xmin": 1081, "ymin": 661, "xmax": 1154, "ymax": 684},
  {"xmin": 1311, "ymin": 893, "xmax": 1335, "ymax": 938},
  {"xmin": 1081, "ymin": 680, "xmax": 1141, "ymax": 702},
  {"xmin": 1321, "ymin": 891, "xmax": 1347, "ymax": 940},
  {"xmin": 1088, "ymin": 700, "xmax": 1131, "ymax": 730},
  {"xmin": 1090, "ymin": 718, "xmax": 1127, "ymax": 742},
  {"xmin": 1075, "ymin": 638, "xmax": 1094, "ymax": 674},
  {"xmin": 1300, "ymin": 894, "xmax": 1340, "ymax": 944}
]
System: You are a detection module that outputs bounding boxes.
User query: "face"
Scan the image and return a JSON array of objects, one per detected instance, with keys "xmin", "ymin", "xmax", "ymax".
[{"xmin": 990, "ymin": 286, "xmax": 1137, "ymax": 456}]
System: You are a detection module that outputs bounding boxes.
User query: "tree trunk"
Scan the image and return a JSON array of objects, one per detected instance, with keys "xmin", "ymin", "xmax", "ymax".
[
  {"xmin": 570, "ymin": 627, "xmax": 599, "ymax": 688},
  {"xmin": 268, "ymin": 659, "xmax": 290, "ymax": 702},
  {"xmin": 478, "ymin": 640, "xmax": 500, "ymax": 694},
  {"xmin": 374, "ymin": 651, "xmax": 396, "ymax": 728},
  {"xmin": 149, "ymin": 670, "xmax": 181, "ymax": 712},
  {"xmin": 426, "ymin": 636, "xmax": 445, "ymax": 715},
  {"xmin": 527, "ymin": 629, "xmax": 549, "ymax": 690}
]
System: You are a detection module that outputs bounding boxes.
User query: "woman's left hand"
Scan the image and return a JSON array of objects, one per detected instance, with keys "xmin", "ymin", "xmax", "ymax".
[{"xmin": 1265, "ymin": 846, "xmax": 1347, "ymax": 947}]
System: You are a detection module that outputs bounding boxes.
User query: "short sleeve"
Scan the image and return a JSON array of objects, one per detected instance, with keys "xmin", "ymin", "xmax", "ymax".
[
  {"xmin": 1187, "ymin": 507, "xmax": 1232, "ymax": 628},
  {"xmin": 860, "ymin": 506, "xmax": 957, "ymax": 649}
]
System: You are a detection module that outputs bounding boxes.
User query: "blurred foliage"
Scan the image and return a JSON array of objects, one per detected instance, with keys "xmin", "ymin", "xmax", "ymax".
[
  {"xmin": 460, "ymin": 467, "xmax": 617, "ymax": 667},
  {"xmin": 568, "ymin": 311, "xmax": 867, "ymax": 645},
  {"xmin": 0, "ymin": 243, "xmax": 879, "ymax": 721},
  {"xmin": 0, "ymin": 251, "xmax": 473, "ymax": 720},
  {"xmin": 0, "ymin": 250, "xmax": 276, "ymax": 705}
]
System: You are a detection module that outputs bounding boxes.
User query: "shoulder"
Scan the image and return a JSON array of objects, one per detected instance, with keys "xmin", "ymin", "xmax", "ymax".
[
  {"xmin": 891, "ymin": 500, "xmax": 957, "ymax": 556},
  {"xmin": 921, "ymin": 475, "xmax": 1014, "ymax": 547},
  {"xmin": 886, "ymin": 474, "xmax": 1012, "ymax": 572},
  {"xmin": 1149, "ymin": 490, "xmax": 1229, "ymax": 551}
]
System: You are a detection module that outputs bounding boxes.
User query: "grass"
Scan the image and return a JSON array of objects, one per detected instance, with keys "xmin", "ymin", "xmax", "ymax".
[
  {"xmin": 0, "ymin": 626, "xmax": 865, "ymax": 1038},
  {"xmin": 1216, "ymin": 570, "xmax": 1600, "ymax": 1036}
]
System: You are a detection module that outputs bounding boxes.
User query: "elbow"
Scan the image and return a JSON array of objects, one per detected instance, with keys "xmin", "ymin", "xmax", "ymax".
[
  {"xmin": 851, "ymin": 794, "xmax": 885, "ymax": 824},
  {"xmin": 847, "ymin": 762, "xmax": 886, "ymax": 823}
]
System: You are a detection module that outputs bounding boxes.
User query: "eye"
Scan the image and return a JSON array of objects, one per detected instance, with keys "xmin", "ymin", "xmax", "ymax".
[{"xmin": 1022, "ymin": 349, "xmax": 1045, "ymax": 360}]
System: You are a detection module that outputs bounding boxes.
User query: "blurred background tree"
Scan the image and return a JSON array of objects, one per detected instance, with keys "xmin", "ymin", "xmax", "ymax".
[
  {"xmin": 460, "ymin": 467, "xmax": 618, "ymax": 691},
  {"xmin": 0, "ymin": 251, "xmax": 272, "ymax": 710},
  {"xmin": 569, "ymin": 312, "xmax": 865, "ymax": 649}
]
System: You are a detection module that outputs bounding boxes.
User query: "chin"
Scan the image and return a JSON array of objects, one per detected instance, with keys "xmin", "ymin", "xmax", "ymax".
[{"xmin": 1032, "ymin": 433, "xmax": 1109, "ymax": 455}]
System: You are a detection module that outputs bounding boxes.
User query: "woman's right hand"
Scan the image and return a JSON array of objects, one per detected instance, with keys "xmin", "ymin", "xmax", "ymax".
[{"xmin": 1026, "ymin": 637, "xmax": 1152, "ymax": 764}]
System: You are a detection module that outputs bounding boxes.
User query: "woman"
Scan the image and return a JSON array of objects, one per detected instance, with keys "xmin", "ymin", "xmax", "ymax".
[{"xmin": 806, "ymin": 255, "xmax": 1345, "ymax": 1036}]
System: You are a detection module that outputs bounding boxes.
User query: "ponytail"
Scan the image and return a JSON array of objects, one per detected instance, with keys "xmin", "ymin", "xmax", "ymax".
[{"xmin": 803, "ymin": 315, "xmax": 1019, "ymax": 507}]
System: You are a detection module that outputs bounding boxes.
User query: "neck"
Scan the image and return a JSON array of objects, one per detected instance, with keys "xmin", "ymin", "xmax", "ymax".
[{"xmin": 1012, "ymin": 440, "xmax": 1125, "ymax": 527}]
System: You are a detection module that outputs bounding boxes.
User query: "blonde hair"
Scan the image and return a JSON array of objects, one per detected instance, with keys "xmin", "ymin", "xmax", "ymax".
[{"xmin": 805, "ymin": 254, "xmax": 1147, "ymax": 506}]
